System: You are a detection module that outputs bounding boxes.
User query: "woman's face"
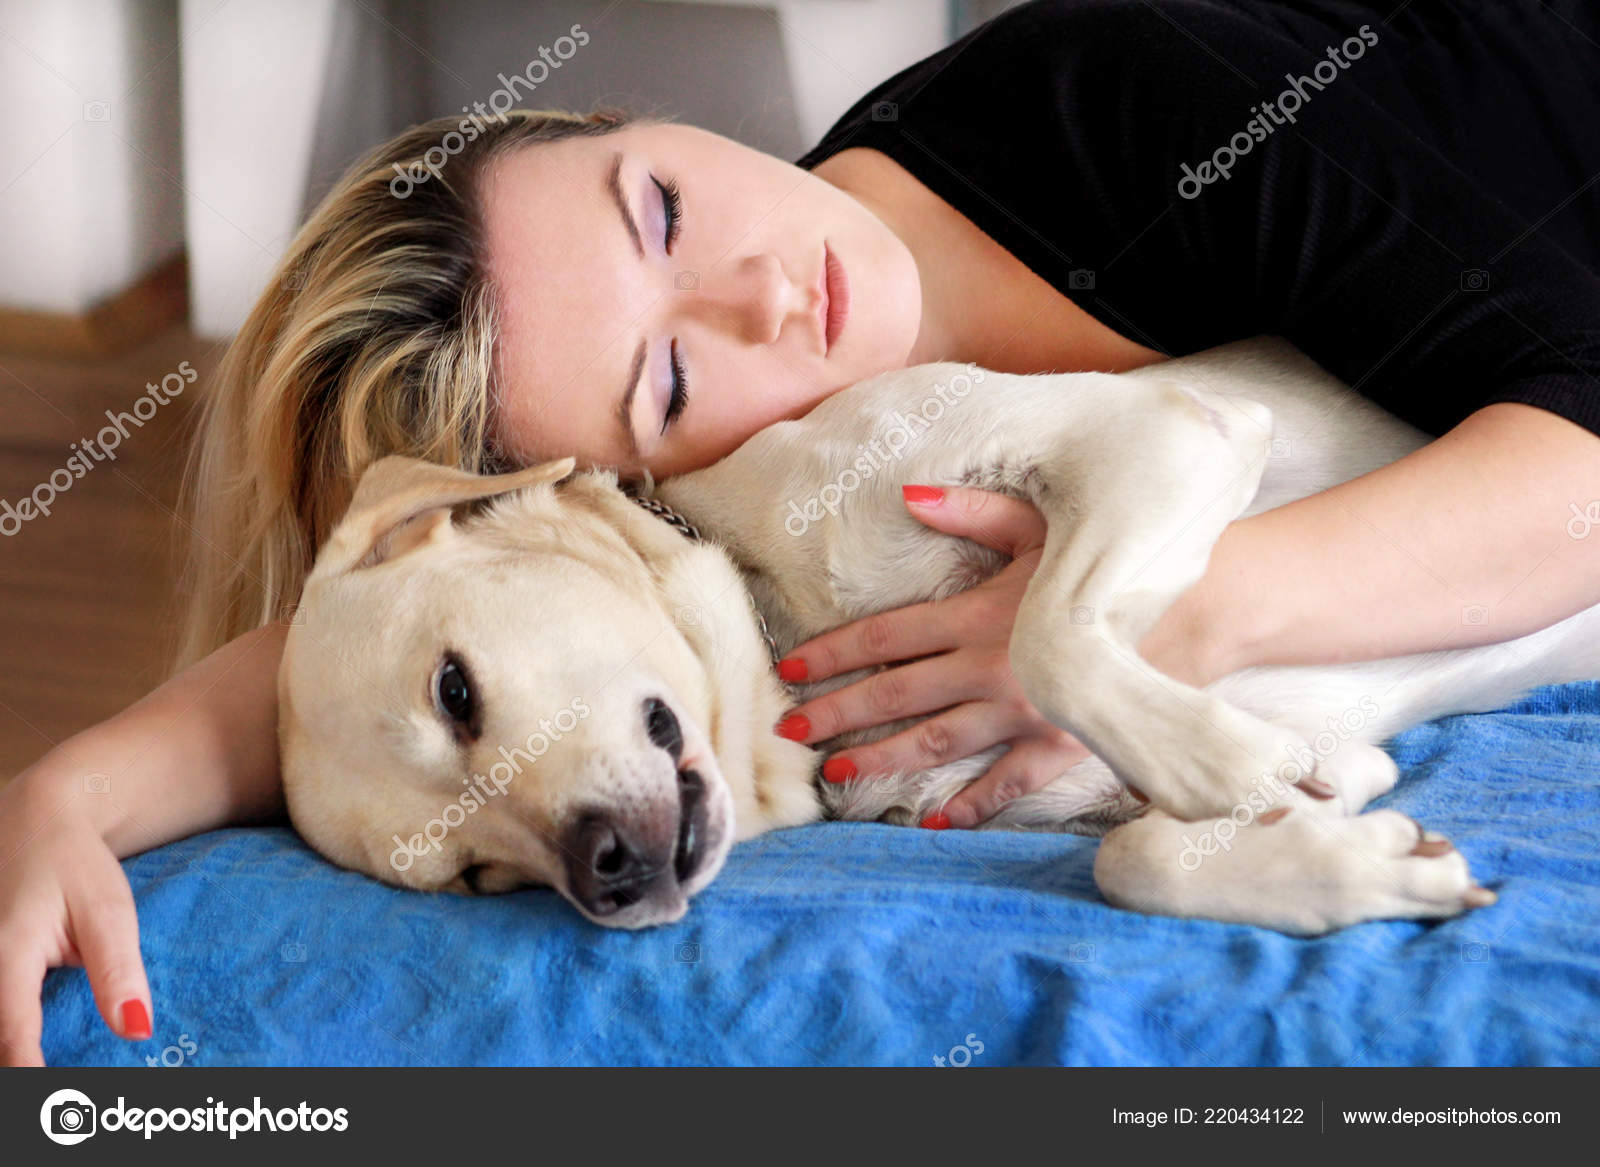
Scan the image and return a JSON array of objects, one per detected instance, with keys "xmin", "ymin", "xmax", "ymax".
[{"xmin": 481, "ymin": 120, "xmax": 923, "ymax": 479}]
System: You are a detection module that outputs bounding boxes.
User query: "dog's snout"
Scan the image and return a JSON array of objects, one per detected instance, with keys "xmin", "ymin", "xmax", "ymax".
[{"xmin": 564, "ymin": 813, "xmax": 667, "ymax": 917}]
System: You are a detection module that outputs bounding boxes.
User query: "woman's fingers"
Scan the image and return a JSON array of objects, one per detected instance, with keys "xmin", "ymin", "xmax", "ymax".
[
  {"xmin": 901, "ymin": 484, "xmax": 1049, "ymax": 557},
  {"xmin": 779, "ymin": 600, "xmax": 961, "ymax": 685},
  {"xmin": 67, "ymin": 853, "xmax": 152, "ymax": 1043},
  {"xmin": 939, "ymin": 732, "xmax": 1092, "ymax": 828},
  {"xmin": 815, "ymin": 700, "xmax": 1025, "ymax": 784},
  {"xmin": 778, "ymin": 647, "xmax": 1012, "ymax": 746},
  {"xmin": 0, "ymin": 936, "xmax": 48, "ymax": 1066}
]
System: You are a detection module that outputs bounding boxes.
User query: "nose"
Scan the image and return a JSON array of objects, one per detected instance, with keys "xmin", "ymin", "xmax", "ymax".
[
  {"xmin": 563, "ymin": 812, "xmax": 670, "ymax": 917},
  {"xmin": 689, "ymin": 253, "xmax": 815, "ymax": 346}
]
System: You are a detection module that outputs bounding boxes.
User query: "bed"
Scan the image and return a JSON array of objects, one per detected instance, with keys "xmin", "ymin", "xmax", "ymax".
[{"xmin": 40, "ymin": 679, "xmax": 1600, "ymax": 1066}]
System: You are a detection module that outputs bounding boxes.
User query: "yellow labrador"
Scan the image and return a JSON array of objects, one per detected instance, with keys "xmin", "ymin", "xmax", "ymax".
[{"xmin": 279, "ymin": 338, "xmax": 1600, "ymax": 933}]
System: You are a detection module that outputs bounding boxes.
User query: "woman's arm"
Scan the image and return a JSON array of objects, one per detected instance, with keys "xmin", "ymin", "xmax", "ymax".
[
  {"xmin": 0, "ymin": 619, "xmax": 287, "ymax": 1065},
  {"xmin": 1152, "ymin": 401, "xmax": 1600, "ymax": 679},
  {"xmin": 777, "ymin": 399, "xmax": 1600, "ymax": 826}
]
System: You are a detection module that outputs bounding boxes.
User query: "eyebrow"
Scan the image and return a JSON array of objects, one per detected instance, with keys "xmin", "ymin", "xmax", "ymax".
[{"xmin": 608, "ymin": 151, "xmax": 646, "ymax": 461}]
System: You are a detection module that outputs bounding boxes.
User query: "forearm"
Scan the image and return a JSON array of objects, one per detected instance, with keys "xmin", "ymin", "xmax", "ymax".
[
  {"xmin": 1145, "ymin": 402, "xmax": 1600, "ymax": 681},
  {"xmin": 16, "ymin": 619, "xmax": 289, "ymax": 858}
]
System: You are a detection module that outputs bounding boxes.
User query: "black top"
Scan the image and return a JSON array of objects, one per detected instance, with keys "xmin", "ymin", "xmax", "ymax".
[{"xmin": 794, "ymin": 0, "xmax": 1600, "ymax": 439}]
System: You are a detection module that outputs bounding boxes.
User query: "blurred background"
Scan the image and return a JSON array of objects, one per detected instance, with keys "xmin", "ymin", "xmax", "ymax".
[{"xmin": 0, "ymin": 0, "xmax": 1023, "ymax": 777}]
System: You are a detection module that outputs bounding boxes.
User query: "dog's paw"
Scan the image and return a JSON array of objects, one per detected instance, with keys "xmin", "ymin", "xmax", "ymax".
[
  {"xmin": 1123, "ymin": 711, "xmax": 1322, "ymax": 822},
  {"xmin": 1096, "ymin": 806, "xmax": 1495, "ymax": 936}
]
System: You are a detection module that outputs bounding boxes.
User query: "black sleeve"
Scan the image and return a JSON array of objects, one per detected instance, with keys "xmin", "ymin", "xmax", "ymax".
[{"xmin": 1067, "ymin": 2, "xmax": 1600, "ymax": 439}]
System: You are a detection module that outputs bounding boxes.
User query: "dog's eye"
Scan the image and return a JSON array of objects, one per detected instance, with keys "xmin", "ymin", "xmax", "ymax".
[
  {"xmin": 644, "ymin": 696, "xmax": 683, "ymax": 760},
  {"xmin": 435, "ymin": 657, "xmax": 477, "ymax": 733}
]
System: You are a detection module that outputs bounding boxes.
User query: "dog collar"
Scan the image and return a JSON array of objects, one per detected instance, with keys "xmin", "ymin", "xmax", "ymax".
[{"xmin": 626, "ymin": 493, "xmax": 785, "ymax": 671}]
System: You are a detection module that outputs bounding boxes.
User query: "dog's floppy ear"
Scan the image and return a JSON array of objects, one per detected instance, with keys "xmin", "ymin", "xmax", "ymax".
[{"xmin": 313, "ymin": 454, "xmax": 577, "ymax": 578}]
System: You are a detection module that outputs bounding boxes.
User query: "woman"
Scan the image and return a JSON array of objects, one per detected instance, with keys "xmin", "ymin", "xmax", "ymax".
[{"xmin": 3, "ymin": 0, "xmax": 1597, "ymax": 1064}]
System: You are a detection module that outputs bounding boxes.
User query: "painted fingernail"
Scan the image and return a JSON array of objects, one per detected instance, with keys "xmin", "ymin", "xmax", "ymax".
[
  {"xmin": 822, "ymin": 756, "xmax": 858, "ymax": 783},
  {"xmin": 902, "ymin": 484, "xmax": 944, "ymax": 506},
  {"xmin": 1299, "ymin": 776, "xmax": 1336, "ymax": 799},
  {"xmin": 920, "ymin": 812, "xmax": 951, "ymax": 830},
  {"xmin": 121, "ymin": 999, "xmax": 151, "ymax": 1040},
  {"xmin": 1128, "ymin": 787, "xmax": 1149, "ymax": 805},
  {"xmin": 777, "ymin": 657, "xmax": 808, "ymax": 683},
  {"xmin": 1258, "ymin": 806, "xmax": 1292, "ymax": 825},
  {"xmin": 775, "ymin": 713, "xmax": 810, "ymax": 741}
]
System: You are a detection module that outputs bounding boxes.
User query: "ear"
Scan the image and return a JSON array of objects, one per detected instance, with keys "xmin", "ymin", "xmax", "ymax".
[{"xmin": 313, "ymin": 454, "xmax": 577, "ymax": 578}]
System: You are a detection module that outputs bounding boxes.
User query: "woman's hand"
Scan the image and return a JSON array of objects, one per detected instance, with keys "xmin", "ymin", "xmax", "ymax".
[
  {"xmin": 0, "ymin": 767, "xmax": 152, "ymax": 1066},
  {"xmin": 771, "ymin": 486, "xmax": 1087, "ymax": 827}
]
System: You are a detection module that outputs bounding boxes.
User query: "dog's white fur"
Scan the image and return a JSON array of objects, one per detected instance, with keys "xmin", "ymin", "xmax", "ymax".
[{"xmin": 280, "ymin": 337, "xmax": 1600, "ymax": 935}]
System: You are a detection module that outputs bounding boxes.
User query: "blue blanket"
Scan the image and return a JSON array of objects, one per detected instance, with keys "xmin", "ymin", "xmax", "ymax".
[{"xmin": 41, "ymin": 681, "xmax": 1600, "ymax": 1066}]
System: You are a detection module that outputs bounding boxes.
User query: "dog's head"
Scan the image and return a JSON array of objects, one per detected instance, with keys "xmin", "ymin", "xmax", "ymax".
[{"xmin": 278, "ymin": 455, "xmax": 798, "ymax": 928}]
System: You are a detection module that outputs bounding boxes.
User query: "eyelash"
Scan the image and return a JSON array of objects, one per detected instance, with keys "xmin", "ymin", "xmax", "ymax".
[
  {"xmin": 664, "ymin": 339, "xmax": 689, "ymax": 434},
  {"xmin": 657, "ymin": 174, "xmax": 684, "ymax": 250},
  {"xmin": 657, "ymin": 174, "xmax": 688, "ymax": 433}
]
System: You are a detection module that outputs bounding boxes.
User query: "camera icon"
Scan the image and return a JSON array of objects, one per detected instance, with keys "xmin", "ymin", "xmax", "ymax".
[
  {"xmin": 870, "ymin": 101, "xmax": 898, "ymax": 122},
  {"xmin": 1460, "ymin": 268, "xmax": 1490, "ymax": 292},
  {"xmin": 1461, "ymin": 604, "xmax": 1488, "ymax": 626},
  {"xmin": 282, "ymin": 265, "xmax": 306, "ymax": 291},
  {"xmin": 40, "ymin": 1089, "xmax": 98, "ymax": 1145},
  {"xmin": 280, "ymin": 941, "xmax": 307, "ymax": 962},
  {"xmin": 1461, "ymin": 941, "xmax": 1491, "ymax": 962},
  {"xmin": 83, "ymin": 772, "xmax": 110, "ymax": 795},
  {"xmin": 1070, "ymin": 605, "xmax": 1095, "ymax": 625},
  {"xmin": 278, "ymin": 600, "xmax": 305, "ymax": 625},
  {"xmin": 83, "ymin": 101, "xmax": 110, "ymax": 122},
  {"xmin": 674, "ymin": 270, "xmax": 700, "ymax": 290},
  {"xmin": 1269, "ymin": 437, "xmax": 1293, "ymax": 459},
  {"xmin": 1067, "ymin": 268, "xmax": 1096, "ymax": 291},
  {"xmin": 675, "ymin": 604, "xmax": 702, "ymax": 627},
  {"xmin": 674, "ymin": 941, "xmax": 701, "ymax": 963},
  {"xmin": 1067, "ymin": 941, "xmax": 1096, "ymax": 963}
]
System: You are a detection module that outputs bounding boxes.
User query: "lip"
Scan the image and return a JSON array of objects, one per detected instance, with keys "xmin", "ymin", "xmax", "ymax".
[{"xmin": 820, "ymin": 243, "xmax": 849, "ymax": 354}]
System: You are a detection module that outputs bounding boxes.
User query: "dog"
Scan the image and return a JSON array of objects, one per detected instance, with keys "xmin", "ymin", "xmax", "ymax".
[{"xmin": 278, "ymin": 336, "xmax": 1600, "ymax": 934}]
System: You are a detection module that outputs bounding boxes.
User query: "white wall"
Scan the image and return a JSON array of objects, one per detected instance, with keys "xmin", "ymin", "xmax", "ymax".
[{"xmin": 0, "ymin": 0, "xmax": 184, "ymax": 314}]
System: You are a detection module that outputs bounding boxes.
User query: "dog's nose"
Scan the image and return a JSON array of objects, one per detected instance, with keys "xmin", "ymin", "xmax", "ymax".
[{"xmin": 563, "ymin": 813, "xmax": 668, "ymax": 917}]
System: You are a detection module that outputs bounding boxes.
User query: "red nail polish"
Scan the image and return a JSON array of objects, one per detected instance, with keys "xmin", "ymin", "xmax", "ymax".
[
  {"xmin": 775, "ymin": 713, "xmax": 810, "ymax": 741},
  {"xmin": 777, "ymin": 657, "xmax": 808, "ymax": 683},
  {"xmin": 823, "ymin": 756, "xmax": 858, "ymax": 783},
  {"xmin": 902, "ymin": 484, "xmax": 945, "ymax": 506},
  {"xmin": 920, "ymin": 812, "xmax": 951, "ymax": 830},
  {"xmin": 121, "ymin": 998, "xmax": 151, "ymax": 1040}
]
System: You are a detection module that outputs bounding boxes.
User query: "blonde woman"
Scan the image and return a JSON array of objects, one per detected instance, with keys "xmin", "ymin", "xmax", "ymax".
[{"xmin": 4, "ymin": 0, "xmax": 1598, "ymax": 1065}]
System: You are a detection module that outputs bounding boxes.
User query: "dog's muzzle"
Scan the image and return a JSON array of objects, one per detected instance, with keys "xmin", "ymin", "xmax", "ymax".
[{"xmin": 562, "ymin": 765, "xmax": 710, "ymax": 919}]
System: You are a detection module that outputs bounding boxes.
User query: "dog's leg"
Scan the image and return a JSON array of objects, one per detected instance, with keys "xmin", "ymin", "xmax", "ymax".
[
  {"xmin": 1092, "ymin": 794, "xmax": 1494, "ymax": 935},
  {"xmin": 1008, "ymin": 380, "xmax": 1332, "ymax": 821}
]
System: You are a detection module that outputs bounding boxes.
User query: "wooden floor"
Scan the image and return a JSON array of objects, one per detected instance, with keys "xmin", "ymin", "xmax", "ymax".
[{"xmin": 0, "ymin": 326, "xmax": 223, "ymax": 780}]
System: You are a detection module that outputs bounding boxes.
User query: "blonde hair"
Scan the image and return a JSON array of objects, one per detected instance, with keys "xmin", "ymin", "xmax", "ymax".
[{"xmin": 172, "ymin": 106, "xmax": 635, "ymax": 674}]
